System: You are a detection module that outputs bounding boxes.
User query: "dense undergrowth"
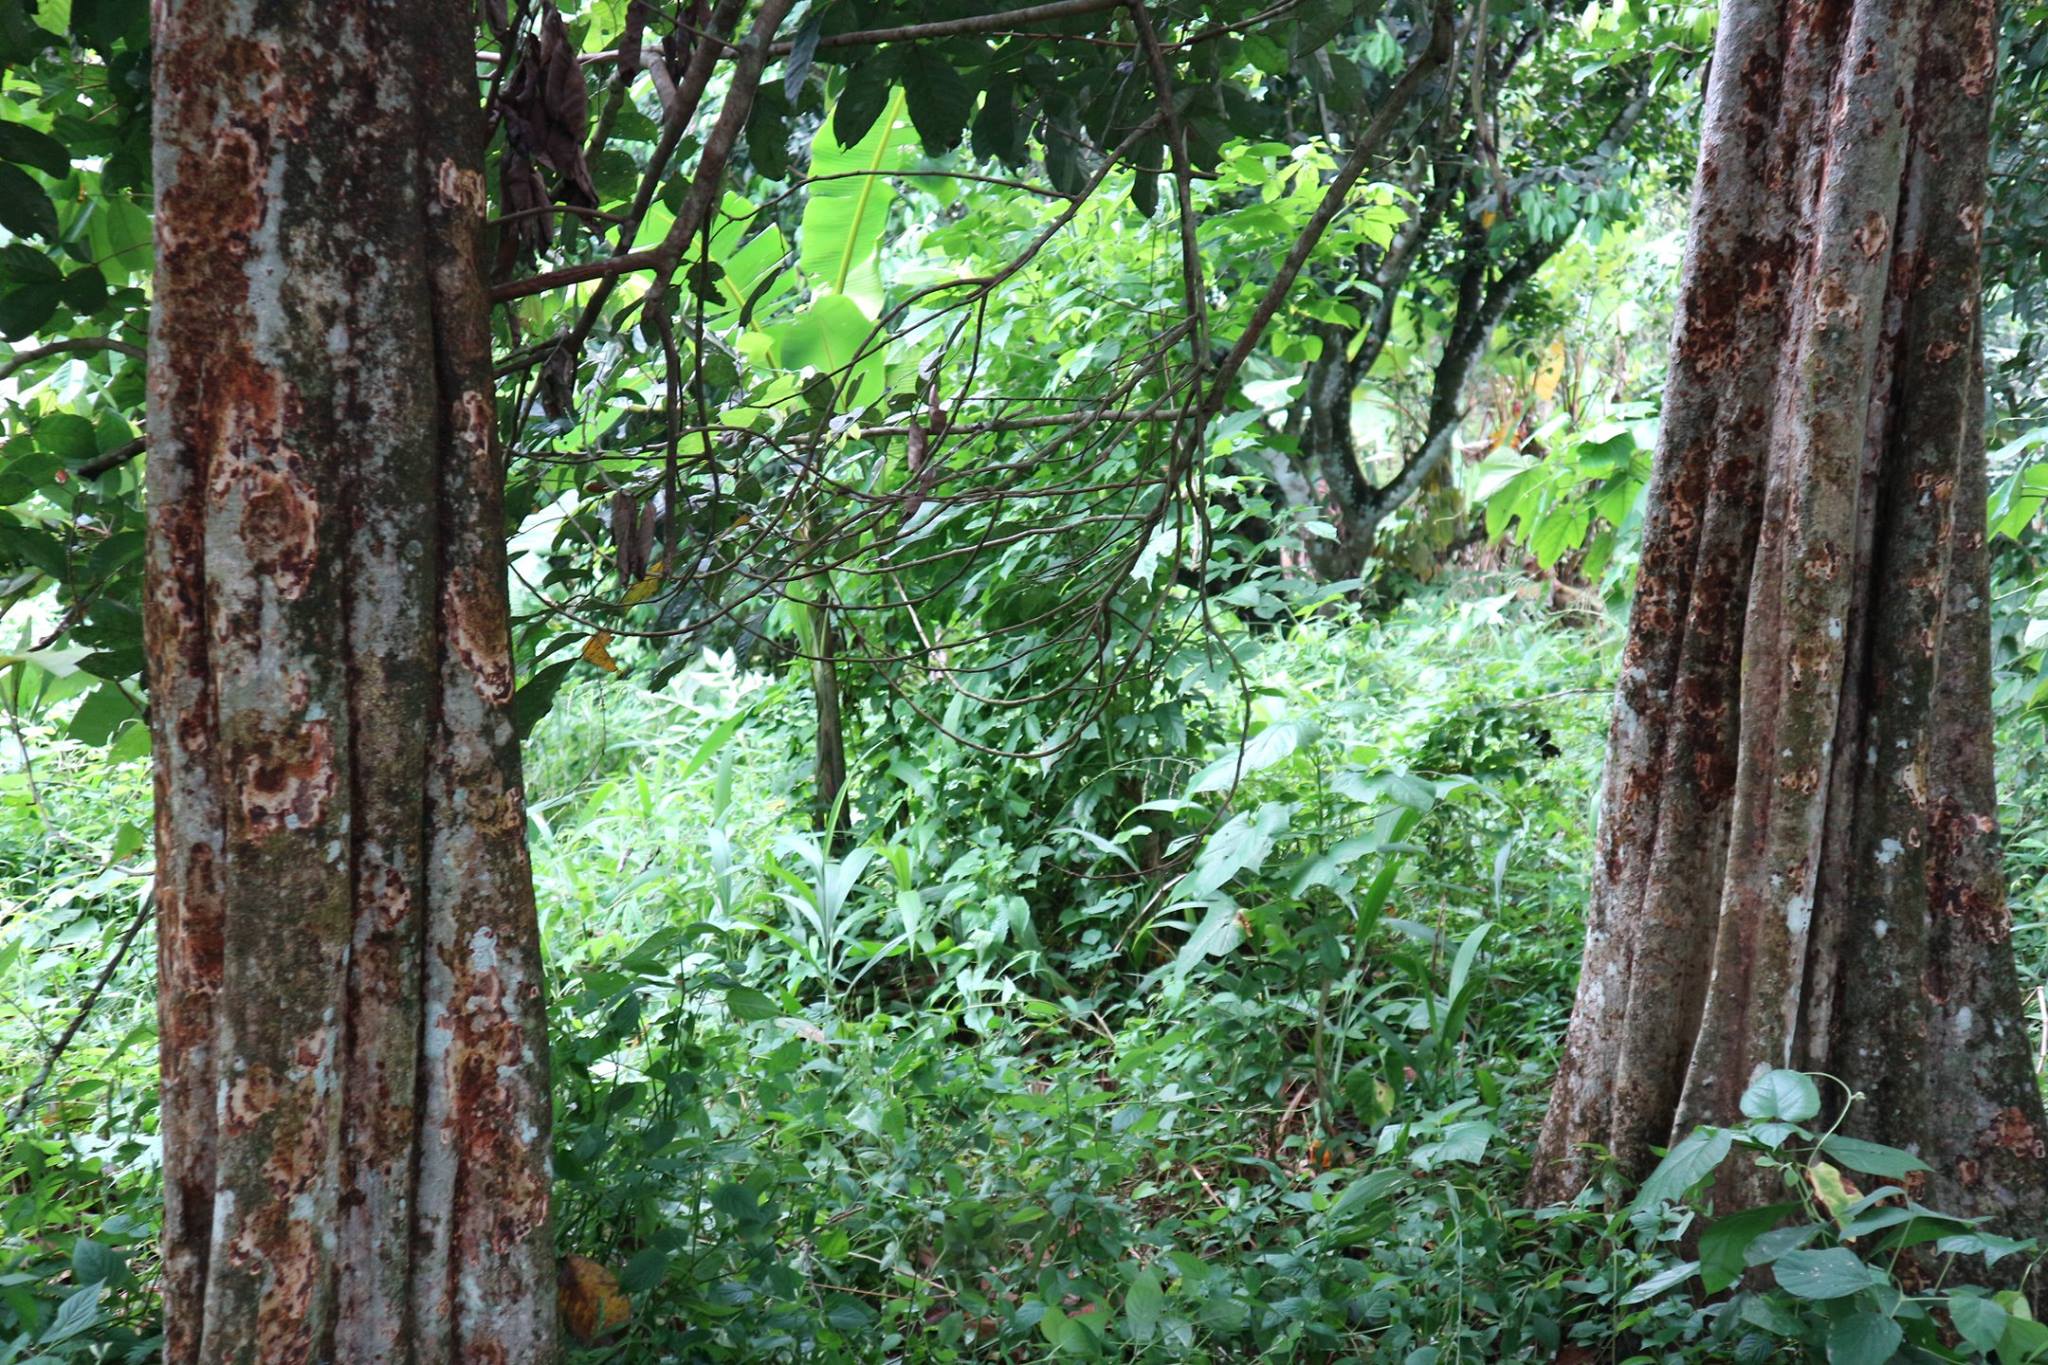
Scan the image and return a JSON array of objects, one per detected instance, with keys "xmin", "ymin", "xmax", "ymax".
[{"xmin": 3, "ymin": 576, "xmax": 2045, "ymax": 1362}]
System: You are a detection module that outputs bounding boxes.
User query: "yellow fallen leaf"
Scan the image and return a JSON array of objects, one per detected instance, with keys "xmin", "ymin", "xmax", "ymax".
[
  {"xmin": 621, "ymin": 561, "xmax": 665, "ymax": 607},
  {"xmin": 558, "ymin": 1254, "xmax": 631, "ymax": 1342},
  {"xmin": 581, "ymin": 632, "xmax": 619, "ymax": 673}
]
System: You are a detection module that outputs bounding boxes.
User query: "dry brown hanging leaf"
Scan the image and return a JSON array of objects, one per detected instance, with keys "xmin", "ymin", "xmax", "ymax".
[
  {"xmin": 609, "ymin": 491, "xmax": 657, "ymax": 585},
  {"xmin": 499, "ymin": 3, "xmax": 597, "ymax": 210},
  {"xmin": 539, "ymin": 344, "xmax": 576, "ymax": 420},
  {"xmin": 496, "ymin": 147, "xmax": 552, "ymax": 269},
  {"xmin": 619, "ymin": 0, "xmax": 651, "ymax": 76}
]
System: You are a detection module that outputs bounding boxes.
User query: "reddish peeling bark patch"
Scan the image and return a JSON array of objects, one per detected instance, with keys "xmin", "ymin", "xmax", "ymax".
[
  {"xmin": 1983, "ymin": 1108, "xmax": 2046, "ymax": 1159},
  {"xmin": 445, "ymin": 568, "xmax": 516, "ymax": 705},
  {"xmin": 364, "ymin": 860, "xmax": 414, "ymax": 932},
  {"xmin": 240, "ymin": 463, "xmax": 322, "ymax": 598},
  {"xmin": 1960, "ymin": 2, "xmax": 1996, "ymax": 97},
  {"xmin": 454, "ymin": 390, "xmax": 496, "ymax": 480},
  {"xmin": 182, "ymin": 844, "xmax": 225, "ymax": 978},
  {"xmin": 1927, "ymin": 797, "xmax": 2010, "ymax": 941},
  {"xmin": 238, "ymin": 719, "xmax": 337, "ymax": 834},
  {"xmin": 1673, "ymin": 236, "xmax": 1795, "ymax": 374},
  {"xmin": 223, "ymin": 1065, "xmax": 280, "ymax": 1134},
  {"xmin": 438, "ymin": 159, "xmax": 488, "ymax": 215},
  {"xmin": 1815, "ymin": 272, "xmax": 1862, "ymax": 329}
]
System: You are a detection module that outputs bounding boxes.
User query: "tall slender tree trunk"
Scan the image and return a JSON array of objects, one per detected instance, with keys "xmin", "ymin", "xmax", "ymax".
[
  {"xmin": 1531, "ymin": 0, "xmax": 2048, "ymax": 1257},
  {"xmin": 147, "ymin": 2, "xmax": 556, "ymax": 1358}
]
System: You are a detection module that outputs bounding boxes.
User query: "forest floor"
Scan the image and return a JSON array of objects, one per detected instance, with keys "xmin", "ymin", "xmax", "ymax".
[{"xmin": 3, "ymin": 572, "xmax": 2045, "ymax": 1361}]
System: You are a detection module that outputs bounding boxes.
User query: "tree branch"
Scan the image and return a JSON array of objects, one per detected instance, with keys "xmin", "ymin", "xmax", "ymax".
[
  {"xmin": 78, "ymin": 436, "xmax": 147, "ymax": 479},
  {"xmin": 1192, "ymin": 0, "xmax": 1459, "ymax": 435},
  {"xmin": 0, "ymin": 337, "xmax": 145, "ymax": 383},
  {"xmin": 491, "ymin": 248, "xmax": 662, "ymax": 303},
  {"xmin": 7, "ymin": 892, "xmax": 152, "ymax": 1125},
  {"xmin": 771, "ymin": 0, "xmax": 1122, "ymax": 53}
]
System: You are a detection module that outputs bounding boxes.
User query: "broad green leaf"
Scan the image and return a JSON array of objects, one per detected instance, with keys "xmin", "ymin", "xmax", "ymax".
[
  {"xmin": 60, "ymin": 264, "xmax": 106, "ymax": 314},
  {"xmin": 747, "ymin": 82, "xmax": 793, "ymax": 180},
  {"xmin": 70, "ymin": 1237, "xmax": 120, "ymax": 1287},
  {"xmin": 1737, "ymin": 1290, "xmax": 1804, "ymax": 1336},
  {"xmin": 1184, "ymin": 803, "xmax": 1289, "ymax": 899},
  {"xmin": 68, "ymin": 682, "xmax": 141, "ymax": 746},
  {"xmin": 1328, "ymin": 1167, "xmax": 1404, "ymax": 1220},
  {"xmin": 1935, "ymin": 1230, "xmax": 2035, "ymax": 1265},
  {"xmin": 1628, "ymin": 1126, "xmax": 1733, "ymax": 1214},
  {"xmin": 1745, "ymin": 1224, "xmax": 1819, "ymax": 1266},
  {"xmin": 513, "ymin": 658, "xmax": 576, "ymax": 741},
  {"xmin": 0, "ymin": 122, "xmax": 68, "ymax": 177},
  {"xmin": 39, "ymin": 1285, "xmax": 100, "ymax": 1345},
  {"xmin": 0, "ymin": 164, "xmax": 57, "ymax": 239},
  {"xmin": 1037, "ymin": 1302, "xmax": 1098, "ymax": 1354},
  {"xmin": 1699, "ymin": 1202, "xmax": 1800, "ymax": 1293},
  {"xmin": 1949, "ymin": 1293, "xmax": 2009, "ymax": 1353},
  {"xmin": 1818, "ymin": 1134, "xmax": 1931, "ymax": 1179},
  {"xmin": 1740, "ymin": 1069, "xmax": 1821, "ymax": 1123},
  {"xmin": 1993, "ymin": 1291, "xmax": 2048, "ymax": 1365},
  {"xmin": 0, "ymin": 243, "xmax": 61, "ymax": 284},
  {"xmin": 722, "ymin": 986, "xmax": 780, "ymax": 1021},
  {"xmin": 1772, "ymin": 1247, "xmax": 1880, "ymax": 1300},
  {"xmin": 971, "ymin": 73, "xmax": 1024, "ymax": 166},
  {"xmin": 768, "ymin": 294, "xmax": 884, "ymax": 408},
  {"xmin": 84, "ymin": 194, "xmax": 151, "ymax": 286},
  {"xmin": 619, "ymin": 1245, "xmax": 670, "ymax": 1293},
  {"xmin": 830, "ymin": 53, "xmax": 899, "ymax": 146},
  {"xmin": 1407, "ymin": 1119, "xmax": 1497, "ymax": 1170},
  {"xmin": 1826, "ymin": 1312, "xmax": 1902, "ymax": 1365},
  {"xmin": 1187, "ymin": 719, "xmax": 1313, "ymax": 794},
  {"xmin": 1619, "ymin": 1259, "xmax": 1698, "ymax": 1305},
  {"xmin": 1173, "ymin": 900, "xmax": 1243, "ymax": 977},
  {"xmin": 38, "ymin": 412, "xmax": 98, "ymax": 462},
  {"xmin": 1123, "ymin": 1267, "xmax": 1164, "ymax": 1342},
  {"xmin": 899, "ymin": 46, "xmax": 973, "ymax": 154},
  {"xmin": 802, "ymin": 91, "xmax": 912, "ymax": 315},
  {"xmin": 0, "ymin": 280, "xmax": 62, "ymax": 338}
]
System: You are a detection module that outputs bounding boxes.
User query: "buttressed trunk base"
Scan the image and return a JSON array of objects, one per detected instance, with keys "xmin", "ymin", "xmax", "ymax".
[
  {"xmin": 147, "ymin": 1, "xmax": 555, "ymax": 1357},
  {"xmin": 1530, "ymin": 0, "xmax": 2048, "ymax": 1269}
]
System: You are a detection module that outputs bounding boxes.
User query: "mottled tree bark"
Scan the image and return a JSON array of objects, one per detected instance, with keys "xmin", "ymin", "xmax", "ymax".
[
  {"xmin": 1530, "ymin": 0, "xmax": 2048, "ymax": 1271},
  {"xmin": 147, "ymin": 2, "xmax": 555, "ymax": 1359}
]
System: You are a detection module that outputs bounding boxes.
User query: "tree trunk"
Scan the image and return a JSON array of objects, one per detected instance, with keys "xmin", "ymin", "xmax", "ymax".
[
  {"xmin": 1295, "ymin": 328, "xmax": 1376, "ymax": 580},
  {"xmin": 810, "ymin": 596, "xmax": 848, "ymax": 844},
  {"xmin": 147, "ymin": 2, "xmax": 556, "ymax": 1358},
  {"xmin": 1530, "ymin": 0, "xmax": 2048, "ymax": 1262}
]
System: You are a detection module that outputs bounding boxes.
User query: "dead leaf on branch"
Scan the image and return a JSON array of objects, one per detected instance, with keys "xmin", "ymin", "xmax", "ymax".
[{"xmin": 500, "ymin": 2, "xmax": 596, "ymax": 211}]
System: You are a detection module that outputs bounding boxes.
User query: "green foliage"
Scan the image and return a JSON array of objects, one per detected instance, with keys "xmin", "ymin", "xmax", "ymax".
[
  {"xmin": 4, "ymin": 1, "xmax": 2047, "ymax": 1360},
  {"xmin": 5, "ymin": 564, "xmax": 2047, "ymax": 1359},
  {"xmin": 1616, "ymin": 1070, "xmax": 2048, "ymax": 1364}
]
